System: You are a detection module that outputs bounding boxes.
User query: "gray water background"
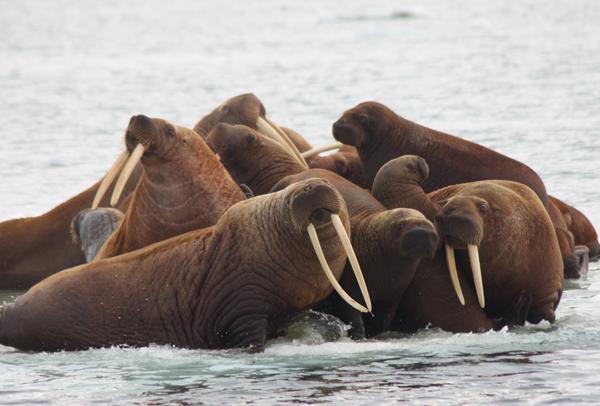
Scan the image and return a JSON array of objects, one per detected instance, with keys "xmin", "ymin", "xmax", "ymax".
[{"xmin": 1, "ymin": 0, "xmax": 599, "ymax": 404}]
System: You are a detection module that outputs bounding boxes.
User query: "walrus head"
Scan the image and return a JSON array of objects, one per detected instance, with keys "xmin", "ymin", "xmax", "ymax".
[
  {"xmin": 92, "ymin": 116, "xmax": 201, "ymax": 208},
  {"xmin": 434, "ymin": 195, "xmax": 488, "ymax": 308},
  {"xmin": 372, "ymin": 155, "xmax": 429, "ymax": 195},
  {"xmin": 332, "ymin": 101, "xmax": 396, "ymax": 149},
  {"xmin": 206, "ymin": 123, "xmax": 305, "ymax": 194},
  {"xmin": 283, "ymin": 178, "xmax": 372, "ymax": 313},
  {"xmin": 376, "ymin": 208, "xmax": 439, "ymax": 260},
  {"xmin": 194, "ymin": 93, "xmax": 308, "ymax": 167},
  {"xmin": 193, "ymin": 93, "xmax": 266, "ymax": 137}
]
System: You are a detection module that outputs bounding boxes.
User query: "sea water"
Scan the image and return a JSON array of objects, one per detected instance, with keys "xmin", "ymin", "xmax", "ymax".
[{"xmin": 1, "ymin": 0, "xmax": 599, "ymax": 404}]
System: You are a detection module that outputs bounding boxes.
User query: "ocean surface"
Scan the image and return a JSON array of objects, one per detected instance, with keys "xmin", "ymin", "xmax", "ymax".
[{"xmin": 1, "ymin": 0, "xmax": 600, "ymax": 404}]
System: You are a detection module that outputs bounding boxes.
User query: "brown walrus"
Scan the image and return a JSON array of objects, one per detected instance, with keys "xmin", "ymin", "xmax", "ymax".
[
  {"xmin": 373, "ymin": 155, "xmax": 563, "ymax": 328},
  {"xmin": 549, "ymin": 196, "xmax": 599, "ymax": 260},
  {"xmin": 547, "ymin": 200, "xmax": 584, "ymax": 278},
  {"xmin": 272, "ymin": 169, "xmax": 439, "ymax": 339},
  {"xmin": 205, "ymin": 123, "xmax": 307, "ymax": 195},
  {"xmin": 332, "ymin": 101, "xmax": 549, "ymax": 206},
  {"xmin": 0, "ymin": 178, "xmax": 371, "ymax": 352},
  {"xmin": 193, "ymin": 93, "xmax": 308, "ymax": 168},
  {"xmin": 0, "ymin": 162, "xmax": 141, "ymax": 289},
  {"xmin": 94, "ymin": 115, "xmax": 245, "ymax": 260}
]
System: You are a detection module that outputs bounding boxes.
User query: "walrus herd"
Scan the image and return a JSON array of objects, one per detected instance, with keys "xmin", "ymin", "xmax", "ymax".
[{"xmin": 0, "ymin": 93, "xmax": 597, "ymax": 352}]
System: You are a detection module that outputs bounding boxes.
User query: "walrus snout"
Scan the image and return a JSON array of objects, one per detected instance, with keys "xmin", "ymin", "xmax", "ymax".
[
  {"xmin": 126, "ymin": 114, "xmax": 159, "ymax": 152},
  {"xmin": 289, "ymin": 179, "xmax": 342, "ymax": 229},
  {"xmin": 206, "ymin": 123, "xmax": 234, "ymax": 156},
  {"xmin": 332, "ymin": 117, "xmax": 364, "ymax": 147},
  {"xmin": 401, "ymin": 225, "xmax": 439, "ymax": 259}
]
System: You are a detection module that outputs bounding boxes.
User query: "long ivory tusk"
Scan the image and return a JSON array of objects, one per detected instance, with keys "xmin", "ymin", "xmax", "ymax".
[
  {"xmin": 445, "ymin": 244, "xmax": 466, "ymax": 306},
  {"xmin": 92, "ymin": 150, "xmax": 130, "ymax": 209},
  {"xmin": 256, "ymin": 117, "xmax": 308, "ymax": 168},
  {"xmin": 307, "ymin": 223, "xmax": 370, "ymax": 313},
  {"xmin": 468, "ymin": 244, "xmax": 485, "ymax": 308},
  {"xmin": 110, "ymin": 143, "xmax": 145, "ymax": 207},
  {"xmin": 301, "ymin": 143, "xmax": 343, "ymax": 159},
  {"xmin": 330, "ymin": 214, "xmax": 372, "ymax": 312}
]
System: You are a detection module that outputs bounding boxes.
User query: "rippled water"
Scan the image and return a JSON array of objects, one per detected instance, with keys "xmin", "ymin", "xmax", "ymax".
[{"xmin": 1, "ymin": 0, "xmax": 600, "ymax": 404}]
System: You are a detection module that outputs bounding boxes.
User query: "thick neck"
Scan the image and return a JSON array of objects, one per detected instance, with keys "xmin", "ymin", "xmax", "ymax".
[{"xmin": 107, "ymin": 144, "xmax": 244, "ymax": 256}]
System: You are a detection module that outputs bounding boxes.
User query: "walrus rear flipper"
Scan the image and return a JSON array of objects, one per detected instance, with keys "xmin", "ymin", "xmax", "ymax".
[{"xmin": 70, "ymin": 208, "xmax": 124, "ymax": 263}]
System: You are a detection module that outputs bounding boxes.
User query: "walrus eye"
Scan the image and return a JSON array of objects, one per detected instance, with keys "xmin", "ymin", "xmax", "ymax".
[
  {"xmin": 358, "ymin": 115, "xmax": 369, "ymax": 128},
  {"xmin": 407, "ymin": 163, "xmax": 417, "ymax": 173},
  {"xmin": 335, "ymin": 160, "xmax": 348, "ymax": 176},
  {"xmin": 165, "ymin": 125, "xmax": 176, "ymax": 138},
  {"xmin": 221, "ymin": 105, "xmax": 230, "ymax": 114},
  {"xmin": 244, "ymin": 133, "xmax": 255, "ymax": 145},
  {"xmin": 479, "ymin": 202, "xmax": 488, "ymax": 213}
]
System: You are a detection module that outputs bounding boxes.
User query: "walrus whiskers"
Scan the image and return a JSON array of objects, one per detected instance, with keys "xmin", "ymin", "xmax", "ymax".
[
  {"xmin": 445, "ymin": 244, "xmax": 466, "ymax": 306},
  {"xmin": 468, "ymin": 244, "xmax": 485, "ymax": 308},
  {"xmin": 307, "ymin": 217, "xmax": 371, "ymax": 313},
  {"xmin": 92, "ymin": 150, "xmax": 129, "ymax": 209},
  {"xmin": 301, "ymin": 143, "xmax": 343, "ymax": 160},
  {"xmin": 256, "ymin": 117, "xmax": 308, "ymax": 169},
  {"xmin": 110, "ymin": 143, "xmax": 145, "ymax": 207}
]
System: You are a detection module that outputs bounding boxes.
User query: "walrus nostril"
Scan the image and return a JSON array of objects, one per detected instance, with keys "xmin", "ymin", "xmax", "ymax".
[{"xmin": 303, "ymin": 185, "xmax": 312, "ymax": 193}]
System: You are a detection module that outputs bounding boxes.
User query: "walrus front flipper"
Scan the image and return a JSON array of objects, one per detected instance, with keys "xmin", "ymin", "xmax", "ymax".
[
  {"xmin": 71, "ymin": 208, "xmax": 124, "ymax": 263},
  {"xmin": 222, "ymin": 316, "xmax": 268, "ymax": 352},
  {"xmin": 497, "ymin": 292, "xmax": 533, "ymax": 329}
]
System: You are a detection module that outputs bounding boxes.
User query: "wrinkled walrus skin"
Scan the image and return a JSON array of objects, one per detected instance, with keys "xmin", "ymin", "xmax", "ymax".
[
  {"xmin": 95, "ymin": 116, "xmax": 245, "ymax": 260},
  {"xmin": 0, "ymin": 178, "xmax": 351, "ymax": 352},
  {"xmin": 373, "ymin": 156, "xmax": 563, "ymax": 329},
  {"xmin": 332, "ymin": 101, "xmax": 549, "ymax": 207},
  {"xmin": 273, "ymin": 169, "xmax": 438, "ymax": 339}
]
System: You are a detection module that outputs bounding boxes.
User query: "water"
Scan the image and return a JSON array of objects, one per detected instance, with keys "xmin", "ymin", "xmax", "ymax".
[{"xmin": 1, "ymin": 0, "xmax": 599, "ymax": 403}]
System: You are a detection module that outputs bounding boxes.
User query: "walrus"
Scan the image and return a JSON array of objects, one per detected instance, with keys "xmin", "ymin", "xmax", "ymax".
[
  {"xmin": 307, "ymin": 145, "xmax": 370, "ymax": 188},
  {"xmin": 332, "ymin": 101, "xmax": 549, "ymax": 206},
  {"xmin": 373, "ymin": 155, "xmax": 563, "ymax": 327},
  {"xmin": 93, "ymin": 115, "xmax": 246, "ymax": 260},
  {"xmin": 549, "ymin": 196, "xmax": 599, "ymax": 260},
  {"xmin": 372, "ymin": 153, "xmax": 580, "ymax": 279},
  {"xmin": 0, "ymin": 161, "xmax": 141, "ymax": 289},
  {"xmin": 272, "ymin": 169, "xmax": 439, "ymax": 339},
  {"xmin": 0, "ymin": 178, "xmax": 372, "ymax": 352},
  {"xmin": 193, "ymin": 93, "xmax": 308, "ymax": 168},
  {"xmin": 206, "ymin": 123, "xmax": 307, "ymax": 195},
  {"xmin": 547, "ymin": 200, "xmax": 584, "ymax": 278}
]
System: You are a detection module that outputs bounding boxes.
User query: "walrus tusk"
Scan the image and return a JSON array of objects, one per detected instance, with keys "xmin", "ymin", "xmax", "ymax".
[
  {"xmin": 307, "ymin": 222, "xmax": 370, "ymax": 313},
  {"xmin": 110, "ymin": 143, "xmax": 145, "ymax": 207},
  {"xmin": 445, "ymin": 244, "xmax": 466, "ymax": 306},
  {"xmin": 468, "ymin": 244, "xmax": 485, "ymax": 308},
  {"xmin": 330, "ymin": 214, "xmax": 372, "ymax": 312},
  {"xmin": 92, "ymin": 150, "xmax": 129, "ymax": 209},
  {"xmin": 301, "ymin": 143, "xmax": 343, "ymax": 160},
  {"xmin": 256, "ymin": 117, "xmax": 308, "ymax": 169}
]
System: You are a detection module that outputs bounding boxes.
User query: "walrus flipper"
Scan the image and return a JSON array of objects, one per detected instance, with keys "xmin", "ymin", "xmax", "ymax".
[{"xmin": 70, "ymin": 208, "xmax": 124, "ymax": 263}]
